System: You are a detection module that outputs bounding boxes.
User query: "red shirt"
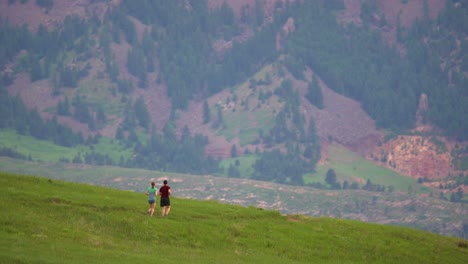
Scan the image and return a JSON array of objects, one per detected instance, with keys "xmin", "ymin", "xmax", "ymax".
[{"xmin": 159, "ymin": 185, "xmax": 171, "ymax": 198}]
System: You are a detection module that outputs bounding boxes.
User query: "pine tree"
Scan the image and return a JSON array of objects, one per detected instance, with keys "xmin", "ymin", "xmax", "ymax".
[
  {"xmin": 203, "ymin": 100, "xmax": 211, "ymax": 124},
  {"xmin": 305, "ymin": 75, "xmax": 324, "ymax": 109}
]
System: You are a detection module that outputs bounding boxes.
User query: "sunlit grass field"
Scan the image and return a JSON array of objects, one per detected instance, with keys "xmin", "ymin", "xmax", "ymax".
[
  {"xmin": 1, "ymin": 172, "xmax": 466, "ymax": 264},
  {"xmin": 0, "ymin": 129, "xmax": 132, "ymax": 163},
  {"xmin": 304, "ymin": 144, "xmax": 427, "ymax": 193}
]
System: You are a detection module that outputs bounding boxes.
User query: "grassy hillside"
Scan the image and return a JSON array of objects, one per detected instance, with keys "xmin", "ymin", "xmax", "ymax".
[
  {"xmin": 305, "ymin": 144, "xmax": 426, "ymax": 192},
  {"xmin": 1, "ymin": 172, "xmax": 467, "ymax": 264},
  {"xmin": 0, "ymin": 129, "xmax": 132, "ymax": 163},
  {"xmin": 220, "ymin": 143, "xmax": 425, "ymax": 193},
  {"xmin": 1, "ymin": 157, "xmax": 467, "ymax": 238}
]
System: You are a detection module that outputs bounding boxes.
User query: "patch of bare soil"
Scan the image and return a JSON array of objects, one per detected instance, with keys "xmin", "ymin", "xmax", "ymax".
[
  {"xmin": 175, "ymin": 89, "xmax": 235, "ymax": 159},
  {"xmin": 370, "ymin": 135, "xmax": 453, "ymax": 180},
  {"xmin": 174, "ymin": 64, "xmax": 382, "ymax": 160},
  {"xmin": 208, "ymin": 0, "xmax": 297, "ymax": 26},
  {"xmin": 6, "ymin": 70, "xmax": 99, "ymax": 138},
  {"xmin": 338, "ymin": 0, "xmax": 446, "ymax": 51},
  {"xmin": 7, "ymin": 73, "xmax": 57, "ymax": 113},
  {"xmin": 337, "ymin": 0, "xmax": 363, "ymax": 25},
  {"xmin": 377, "ymin": 0, "xmax": 446, "ymax": 28},
  {"xmin": 112, "ymin": 17, "xmax": 172, "ymax": 134},
  {"xmin": 299, "ymin": 69, "xmax": 382, "ymax": 155},
  {"xmin": 0, "ymin": 0, "xmax": 111, "ymax": 32}
]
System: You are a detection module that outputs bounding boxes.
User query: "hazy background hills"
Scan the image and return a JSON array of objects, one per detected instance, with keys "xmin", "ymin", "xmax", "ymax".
[{"xmin": 0, "ymin": 0, "xmax": 467, "ymax": 237}]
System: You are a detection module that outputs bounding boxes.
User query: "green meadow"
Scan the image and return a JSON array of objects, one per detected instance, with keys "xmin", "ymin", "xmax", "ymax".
[
  {"xmin": 1, "ymin": 172, "xmax": 467, "ymax": 264},
  {"xmin": 220, "ymin": 143, "xmax": 422, "ymax": 193},
  {"xmin": 0, "ymin": 130, "xmax": 132, "ymax": 163},
  {"xmin": 304, "ymin": 144, "xmax": 426, "ymax": 193}
]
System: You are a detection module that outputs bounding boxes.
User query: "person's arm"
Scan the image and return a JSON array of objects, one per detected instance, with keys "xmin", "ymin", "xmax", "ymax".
[
  {"xmin": 168, "ymin": 188, "xmax": 172, "ymax": 196},
  {"xmin": 145, "ymin": 189, "xmax": 149, "ymax": 196}
]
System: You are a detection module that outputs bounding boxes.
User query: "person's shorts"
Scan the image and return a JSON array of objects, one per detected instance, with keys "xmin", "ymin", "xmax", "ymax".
[
  {"xmin": 160, "ymin": 197, "xmax": 170, "ymax": 207},
  {"xmin": 148, "ymin": 199, "xmax": 155, "ymax": 205}
]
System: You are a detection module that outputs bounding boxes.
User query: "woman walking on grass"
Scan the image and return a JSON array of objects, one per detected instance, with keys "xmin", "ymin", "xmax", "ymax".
[
  {"xmin": 159, "ymin": 179, "xmax": 171, "ymax": 216},
  {"xmin": 145, "ymin": 181, "xmax": 157, "ymax": 217}
]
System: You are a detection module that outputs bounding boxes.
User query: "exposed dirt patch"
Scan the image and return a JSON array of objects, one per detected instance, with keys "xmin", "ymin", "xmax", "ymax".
[
  {"xmin": 377, "ymin": 0, "xmax": 446, "ymax": 28},
  {"xmin": 287, "ymin": 215, "xmax": 302, "ymax": 222},
  {"xmin": 0, "ymin": 0, "xmax": 111, "ymax": 32},
  {"xmin": 175, "ymin": 64, "xmax": 382, "ymax": 159},
  {"xmin": 300, "ymin": 69, "xmax": 382, "ymax": 155},
  {"xmin": 175, "ymin": 88, "xmax": 236, "ymax": 159},
  {"xmin": 7, "ymin": 73, "xmax": 57, "ymax": 112},
  {"xmin": 338, "ymin": 0, "xmax": 447, "ymax": 50},
  {"xmin": 370, "ymin": 135, "xmax": 452, "ymax": 179}
]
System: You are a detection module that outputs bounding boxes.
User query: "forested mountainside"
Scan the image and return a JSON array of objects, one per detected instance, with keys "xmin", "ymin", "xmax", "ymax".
[{"xmin": 0, "ymin": 0, "xmax": 467, "ymax": 189}]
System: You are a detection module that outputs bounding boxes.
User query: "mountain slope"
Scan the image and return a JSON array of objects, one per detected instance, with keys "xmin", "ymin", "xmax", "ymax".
[
  {"xmin": 0, "ymin": 1, "xmax": 466, "ymax": 196},
  {"xmin": 1, "ymin": 172, "xmax": 467, "ymax": 264}
]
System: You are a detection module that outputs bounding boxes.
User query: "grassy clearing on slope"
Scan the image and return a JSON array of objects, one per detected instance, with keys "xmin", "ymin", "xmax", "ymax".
[
  {"xmin": 0, "ymin": 129, "xmax": 132, "ymax": 164},
  {"xmin": 1, "ymin": 172, "xmax": 466, "ymax": 264},
  {"xmin": 304, "ymin": 144, "xmax": 426, "ymax": 193},
  {"xmin": 220, "ymin": 109, "xmax": 275, "ymax": 146},
  {"xmin": 215, "ymin": 64, "xmax": 280, "ymax": 146},
  {"xmin": 76, "ymin": 78, "xmax": 123, "ymax": 115},
  {"xmin": 0, "ymin": 130, "xmax": 74, "ymax": 162},
  {"xmin": 219, "ymin": 154, "xmax": 257, "ymax": 178}
]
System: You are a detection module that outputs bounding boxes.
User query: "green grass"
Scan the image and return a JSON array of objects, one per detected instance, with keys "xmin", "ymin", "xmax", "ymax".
[
  {"xmin": 0, "ymin": 130, "xmax": 76, "ymax": 162},
  {"xmin": 217, "ymin": 97, "xmax": 276, "ymax": 146},
  {"xmin": 305, "ymin": 144, "xmax": 425, "ymax": 193},
  {"xmin": 76, "ymin": 78, "xmax": 123, "ymax": 115},
  {"xmin": 1, "ymin": 172, "xmax": 466, "ymax": 264},
  {"xmin": 1, "ymin": 157, "xmax": 466, "ymax": 238},
  {"xmin": 219, "ymin": 154, "xmax": 257, "ymax": 177},
  {"xmin": 215, "ymin": 64, "xmax": 280, "ymax": 146},
  {"xmin": 0, "ymin": 130, "xmax": 132, "ymax": 164}
]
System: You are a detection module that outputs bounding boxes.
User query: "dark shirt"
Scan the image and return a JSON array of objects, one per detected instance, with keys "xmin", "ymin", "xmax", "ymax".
[{"xmin": 159, "ymin": 185, "xmax": 171, "ymax": 198}]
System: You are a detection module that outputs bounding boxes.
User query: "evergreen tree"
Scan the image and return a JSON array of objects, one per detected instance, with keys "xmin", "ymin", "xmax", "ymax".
[
  {"xmin": 305, "ymin": 75, "xmax": 324, "ymax": 109},
  {"xmin": 203, "ymin": 100, "xmax": 211, "ymax": 124},
  {"xmin": 213, "ymin": 106, "xmax": 224, "ymax": 129},
  {"xmin": 134, "ymin": 96, "xmax": 151, "ymax": 130},
  {"xmin": 57, "ymin": 97, "xmax": 70, "ymax": 116},
  {"xmin": 325, "ymin": 169, "xmax": 337, "ymax": 187},
  {"xmin": 228, "ymin": 164, "xmax": 240, "ymax": 178},
  {"xmin": 231, "ymin": 144, "xmax": 237, "ymax": 158}
]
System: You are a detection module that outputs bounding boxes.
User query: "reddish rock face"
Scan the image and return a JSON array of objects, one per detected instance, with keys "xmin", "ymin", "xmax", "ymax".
[{"xmin": 370, "ymin": 135, "xmax": 453, "ymax": 180}]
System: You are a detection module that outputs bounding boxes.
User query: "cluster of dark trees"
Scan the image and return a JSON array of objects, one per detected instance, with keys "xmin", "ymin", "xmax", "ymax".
[
  {"xmin": 0, "ymin": 85, "xmax": 84, "ymax": 147},
  {"xmin": 0, "ymin": 146, "xmax": 30, "ymax": 161},
  {"xmin": 308, "ymin": 168, "xmax": 395, "ymax": 193},
  {"xmin": 128, "ymin": 123, "xmax": 220, "ymax": 175},
  {"xmin": 448, "ymin": 188, "xmax": 464, "ymax": 203},
  {"xmin": 70, "ymin": 151, "xmax": 114, "ymax": 166},
  {"xmin": 56, "ymin": 95, "xmax": 107, "ymax": 131},
  {"xmin": 1, "ymin": 1, "xmax": 466, "ymax": 140},
  {"xmin": 283, "ymin": 0, "xmax": 467, "ymax": 140},
  {"xmin": 1, "ymin": 0, "xmax": 466, "ymax": 185},
  {"xmin": 120, "ymin": 0, "xmax": 281, "ymax": 109},
  {"xmin": 252, "ymin": 148, "xmax": 309, "ymax": 185},
  {"xmin": 417, "ymin": 174, "xmax": 466, "ymax": 203},
  {"xmin": 244, "ymin": 78, "xmax": 321, "ymax": 184},
  {"xmin": 7, "ymin": 0, "xmax": 54, "ymax": 9}
]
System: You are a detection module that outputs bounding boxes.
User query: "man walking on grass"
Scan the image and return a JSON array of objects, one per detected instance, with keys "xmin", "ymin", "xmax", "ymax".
[{"xmin": 159, "ymin": 179, "xmax": 171, "ymax": 216}]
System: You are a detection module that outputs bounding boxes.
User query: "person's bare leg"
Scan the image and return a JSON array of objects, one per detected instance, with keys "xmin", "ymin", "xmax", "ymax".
[
  {"xmin": 165, "ymin": 206, "xmax": 171, "ymax": 216},
  {"xmin": 150, "ymin": 203, "xmax": 155, "ymax": 216},
  {"xmin": 161, "ymin": 207, "xmax": 165, "ymax": 216}
]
